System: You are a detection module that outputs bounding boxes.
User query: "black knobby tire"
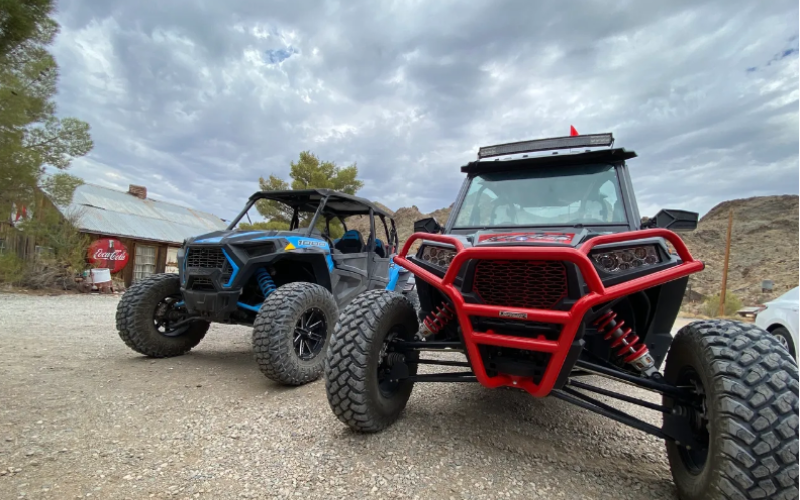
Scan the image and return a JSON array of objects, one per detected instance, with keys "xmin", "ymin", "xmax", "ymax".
[
  {"xmin": 664, "ymin": 320, "xmax": 799, "ymax": 500},
  {"xmin": 115, "ymin": 273, "xmax": 209, "ymax": 357},
  {"xmin": 771, "ymin": 327, "xmax": 796, "ymax": 361},
  {"xmin": 404, "ymin": 289, "xmax": 420, "ymax": 315},
  {"xmin": 251, "ymin": 282, "xmax": 338, "ymax": 386},
  {"xmin": 325, "ymin": 290, "xmax": 419, "ymax": 432}
]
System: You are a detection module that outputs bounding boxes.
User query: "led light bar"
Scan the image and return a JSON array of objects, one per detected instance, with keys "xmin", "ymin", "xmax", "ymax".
[{"xmin": 478, "ymin": 133, "xmax": 614, "ymax": 159}]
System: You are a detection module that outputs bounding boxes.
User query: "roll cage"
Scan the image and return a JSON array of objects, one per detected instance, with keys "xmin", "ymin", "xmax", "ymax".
[{"xmin": 227, "ymin": 189, "xmax": 400, "ymax": 253}]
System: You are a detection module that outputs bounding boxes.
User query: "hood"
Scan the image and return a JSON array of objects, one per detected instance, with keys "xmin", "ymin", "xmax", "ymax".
[
  {"xmin": 187, "ymin": 229, "xmax": 306, "ymax": 245},
  {"xmin": 437, "ymin": 229, "xmax": 593, "ymax": 249},
  {"xmin": 473, "ymin": 229, "xmax": 587, "ymax": 248}
]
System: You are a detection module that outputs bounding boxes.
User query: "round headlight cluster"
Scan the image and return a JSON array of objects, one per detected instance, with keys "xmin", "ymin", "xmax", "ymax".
[
  {"xmin": 592, "ymin": 245, "xmax": 660, "ymax": 273},
  {"xmin": 420, "ymin": 245, "xmax": 457, "ymax": 268}
]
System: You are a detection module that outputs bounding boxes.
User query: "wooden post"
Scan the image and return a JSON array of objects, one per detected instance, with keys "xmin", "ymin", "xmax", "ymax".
[{"xmin": 719, "ymin": 209, "xmax": 734, "ymax": 317}]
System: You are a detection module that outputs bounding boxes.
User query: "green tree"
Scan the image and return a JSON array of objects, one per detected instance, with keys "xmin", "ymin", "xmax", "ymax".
[
  {"xmin": 0, "ymin": 0, "xmax": 93, "ymax": 215},
  {"xmin": 251, "ymin": 151, "xmax": 363, "ymax": 237}
]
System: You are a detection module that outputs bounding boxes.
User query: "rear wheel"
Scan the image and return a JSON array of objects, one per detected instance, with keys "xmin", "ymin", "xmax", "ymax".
[
  {"xmin": 252, "ymin": 282, "xmax": 338, "ymax": 386},
  {"xmin": 115, "ymin": 273, "xmax": 209, "ymax": 357},
  {"xmin": 325, "ymin": 290, "xmax": 419, "ymax": 432},
  {"xmin": 664, "ymin": 320, "xmax": 799, "ymax": 500}
]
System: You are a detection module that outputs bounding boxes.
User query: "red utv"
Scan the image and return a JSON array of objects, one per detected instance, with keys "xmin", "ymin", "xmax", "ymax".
[{"xmin": 324, "ymin": 132, "xmax": 798, "ymax": 500}]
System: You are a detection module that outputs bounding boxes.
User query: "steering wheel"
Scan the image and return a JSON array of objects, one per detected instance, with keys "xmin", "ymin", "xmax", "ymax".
[{"xmin": 491, "ymin": 200, "xmax": 518, "ymax": 226}]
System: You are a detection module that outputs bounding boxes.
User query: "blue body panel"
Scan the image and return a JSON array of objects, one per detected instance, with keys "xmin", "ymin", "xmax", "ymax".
[
  {"xmin": 284, "ymin": 236, "xmax": 334, "ymax": 271},
  {"xmin": 213, "ymin": 232, "xmax": 335, "ymax": 272},
  {"xmin": 221, "ymin": 248, "xmax": 239, "ymax": 287},
  {"xmin": 385, "ymin": 256, "xmax": 408, "ymax": 291}
]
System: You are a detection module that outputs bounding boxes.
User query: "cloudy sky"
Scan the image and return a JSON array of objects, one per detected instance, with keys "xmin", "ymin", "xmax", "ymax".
[{"xmin": 50, "ymin": 0, "xmax": 798, "ymax": 223}]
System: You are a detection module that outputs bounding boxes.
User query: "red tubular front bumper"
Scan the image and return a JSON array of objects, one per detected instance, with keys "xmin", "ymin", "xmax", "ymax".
[{"xmin": 393, "ymin": 229, "xmax": 704, "ymax": 397}]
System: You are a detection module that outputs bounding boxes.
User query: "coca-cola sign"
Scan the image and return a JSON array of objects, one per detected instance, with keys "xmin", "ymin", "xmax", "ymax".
[{"xmin": 88, "ymin": 238, "xmax": 129, "ymax": 273}]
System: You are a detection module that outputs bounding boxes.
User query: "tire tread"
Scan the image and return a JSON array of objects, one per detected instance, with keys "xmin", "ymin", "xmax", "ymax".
[
  {"xmin": 324, "ymin": 290, "xmax": 417, "ymax": 432},
  {"xmin": 252, "ymin": 282, "xmax": 338, "ymax": 386},
  {"xmin": 115, "ymin": 273, "xmax": 208, "ymax": 357},
  {"xmin": 670, "ymin": 319, "xmax": 798, "ymax": 500}
]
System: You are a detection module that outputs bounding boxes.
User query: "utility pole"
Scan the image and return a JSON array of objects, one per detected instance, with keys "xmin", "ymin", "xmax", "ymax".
[{"xmin": 719, "ymin": 209, "xmax": 734, "ymax": 317}]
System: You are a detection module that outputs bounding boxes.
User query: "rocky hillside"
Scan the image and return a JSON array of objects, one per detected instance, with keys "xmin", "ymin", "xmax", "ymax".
[
  {"xmin": 348, "ymin": 204, "xmax": 453, "ymax": 248},
  {"xmin": 350, "ymin": 195, "xmax": 798, "ymax": 307},
  {"xmin": 681, "ymin": 195, "xmax": 798, "ymax": 307}
]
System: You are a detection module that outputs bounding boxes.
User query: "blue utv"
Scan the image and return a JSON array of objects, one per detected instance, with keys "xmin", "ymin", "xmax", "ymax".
[{"xmin": 115, "ymin": 189, "xmax": 415, "ymax": 385}]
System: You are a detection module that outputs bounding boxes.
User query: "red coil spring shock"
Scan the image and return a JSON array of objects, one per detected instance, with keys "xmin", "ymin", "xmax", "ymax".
[
  {"xmin": 420, "ymin": 301, "xmax": 455, "ymax": 337},
  {"xmin": 594, "ymin": 310, "xmax": 659, "ymax": 378}
]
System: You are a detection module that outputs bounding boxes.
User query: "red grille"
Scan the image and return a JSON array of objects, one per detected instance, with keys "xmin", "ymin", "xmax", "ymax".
[{"xmin": 473, "ymin": 260, "xmax": 567, "ymax": 309}]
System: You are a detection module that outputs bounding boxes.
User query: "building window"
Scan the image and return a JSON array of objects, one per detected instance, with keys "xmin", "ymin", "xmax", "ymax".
[
  {"xmin": 35, "ymin": 245, "xmax": 54, "ymax": 258},
  {"xmin": 0, "ymin": 239, "xmax": 5, "ymax": 256},
  {"xmin": 165, "ymin": 247, "xmax": 179, "ymax": 274},
  {"xmin": 134, "ymin": 245, "xmax": 157, "ymax": 281}
]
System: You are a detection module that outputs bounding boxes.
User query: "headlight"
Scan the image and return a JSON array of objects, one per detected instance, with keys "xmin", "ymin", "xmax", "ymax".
[
  {"xmin": 420, "ymin": 245, "xmax": 457, "ymax": 268},
  {"xmin": 591, "ymin": 245, "xmax": 660, "ymax": 273},
  {"xmin": 240, "ymin": 242, "xmax": 276, "ymax": 258}
]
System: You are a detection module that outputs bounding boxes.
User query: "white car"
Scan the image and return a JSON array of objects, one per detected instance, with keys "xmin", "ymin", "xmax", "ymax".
[{"xmin": 755, "ymin": 286, "xmax": 799, "ymax": 360}]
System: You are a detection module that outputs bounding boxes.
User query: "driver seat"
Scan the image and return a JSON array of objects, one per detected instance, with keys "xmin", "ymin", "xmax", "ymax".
[{"xmin": 334, "ymin": 230, "xmax": 365, "ymax": 254}]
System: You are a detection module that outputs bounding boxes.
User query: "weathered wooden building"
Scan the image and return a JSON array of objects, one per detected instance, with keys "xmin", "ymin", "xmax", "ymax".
[{"xmin": 1, "ymin": 184, "xmax": 227, "ymax": 287}]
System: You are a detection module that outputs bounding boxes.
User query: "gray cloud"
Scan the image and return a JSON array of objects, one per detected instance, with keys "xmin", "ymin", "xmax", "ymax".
[{"xmin": 50, "ymin": 0, "xmax": 798, "ymax": 222}]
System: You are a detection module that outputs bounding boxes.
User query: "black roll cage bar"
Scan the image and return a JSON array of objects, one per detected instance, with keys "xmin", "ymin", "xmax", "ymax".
[{"xmin": 227, "ymin": 192, "xmax": 400, "ymax": 254}]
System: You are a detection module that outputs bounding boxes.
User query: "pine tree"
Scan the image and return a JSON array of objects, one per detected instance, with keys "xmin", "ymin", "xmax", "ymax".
[{"xmin": 0, "ymin": 0, "xmax": 93, "ymax": 212}]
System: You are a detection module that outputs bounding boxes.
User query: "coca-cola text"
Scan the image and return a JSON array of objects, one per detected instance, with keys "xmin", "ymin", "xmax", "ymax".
[{"xmin": 93, "ymin": 249, "xmax": 128, "ymax": 261}]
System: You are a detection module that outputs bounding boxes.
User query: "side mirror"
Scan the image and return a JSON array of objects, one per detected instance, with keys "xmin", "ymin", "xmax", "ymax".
[
  {"xmin": 413, "ymin": 217, "xmax": 442, "ymax": 234},
  {"xmin": 642, "ymin": 209, "xmax": 699, "ymax": 232}
]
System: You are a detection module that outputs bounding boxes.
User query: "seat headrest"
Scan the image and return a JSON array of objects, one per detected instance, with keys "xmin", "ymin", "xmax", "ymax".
[{"xmin": 341, "ymin": 230, "xmax": 362, "ymax": 241}]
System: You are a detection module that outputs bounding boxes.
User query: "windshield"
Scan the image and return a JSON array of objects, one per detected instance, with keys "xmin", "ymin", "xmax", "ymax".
[
  {"xmin": 230, "ymin": 199, "xmax": 322, "ymax": 232},
  {"xmin": 229, "ymin": 198, "xmax": 364, "ymax": 240},
  {"xmin": 452, "ymin": 164, "xmax": 628, "ymax": 228}
]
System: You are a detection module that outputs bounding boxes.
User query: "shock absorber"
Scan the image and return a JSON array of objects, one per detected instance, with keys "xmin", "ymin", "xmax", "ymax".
[
  {"xmin": 255, "ymin": 268, "xmax": 277, "ymax": 299},
  {"xmin": 594, "ymin": 309, "xmax": 660, "ymax": 378},
  {"xmin": 420, "ymin": 301, "xmax": 455, "ymax": 337}
]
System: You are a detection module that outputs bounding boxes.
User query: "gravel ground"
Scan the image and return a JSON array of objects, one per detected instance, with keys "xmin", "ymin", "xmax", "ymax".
[{"xmin": 0, "ymin": 293, "xmax": 692, "ymax": 500}]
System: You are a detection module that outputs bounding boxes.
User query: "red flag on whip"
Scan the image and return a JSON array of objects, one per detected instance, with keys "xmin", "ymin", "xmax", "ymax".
[{"xmin": 570, "ymin": 125, "xmax": 579, "ymax": 136}]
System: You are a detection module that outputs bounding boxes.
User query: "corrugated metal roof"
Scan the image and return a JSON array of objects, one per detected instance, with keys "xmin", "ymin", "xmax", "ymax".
[{"xmin": 57, "ymin": 184, "xmax": 227, "ymax": 244}]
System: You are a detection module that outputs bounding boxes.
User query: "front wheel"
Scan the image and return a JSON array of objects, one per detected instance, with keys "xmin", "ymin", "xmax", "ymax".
[
  {"xmin": 403, "ymin": 289, "xmax": 420, "ymax": 314},
  {"xmin": 251, "ymin": 282, "xmax": 338, "ymax": 386},
  {"xmin": 115, "ymin": 273, "xmax": 209, "ymax": 357},
  {"xmin": 325, "ymin": 290, "xmax": 419, "ymax": 432},
  {"xmin": 664, "ymin": 320, "xmax": 799, "ymax": 500}
]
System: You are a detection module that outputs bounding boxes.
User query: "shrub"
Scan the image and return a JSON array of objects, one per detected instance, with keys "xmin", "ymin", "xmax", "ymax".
[
  {"xmin": 0, "ymin": 252, "xmax": 26, "ymax": 284},
  {"xmin": 702, "ymin": 292, "xmax": 743, "ymax": 317},
  {"xmin": 0, "ymin": 209, "xmax": 90, "ymax": 290}
]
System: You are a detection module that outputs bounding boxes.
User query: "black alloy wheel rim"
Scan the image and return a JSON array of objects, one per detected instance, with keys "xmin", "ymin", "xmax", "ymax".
[
  {"xmin": 676, "ymin": 366, "xmax": 710, "ymax": 474},
  {"xmin": 377, "ymin": 326, "xmax": 404, "ymax": 397},
  {"xmin": 154, "ymin": 296, "xmax": 191, "ymax": 337},
  {"xmin": 294, "ymin": 307, "xmax": 327, "ymax": 360}
]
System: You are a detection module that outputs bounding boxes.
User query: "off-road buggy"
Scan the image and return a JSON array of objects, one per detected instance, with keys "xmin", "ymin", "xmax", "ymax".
[
  {"xmin": 116, "ymin": 189, "xmax": 414, "ymax": 385},
  {"xmin": 325, "ymin": 134, "xmax": 799, "ymax": 499}
]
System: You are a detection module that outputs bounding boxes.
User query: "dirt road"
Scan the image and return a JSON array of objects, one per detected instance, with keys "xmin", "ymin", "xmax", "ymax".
[{"xmin": 1, "ymin": 293, "xmax": 692, "ymax": 499}]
